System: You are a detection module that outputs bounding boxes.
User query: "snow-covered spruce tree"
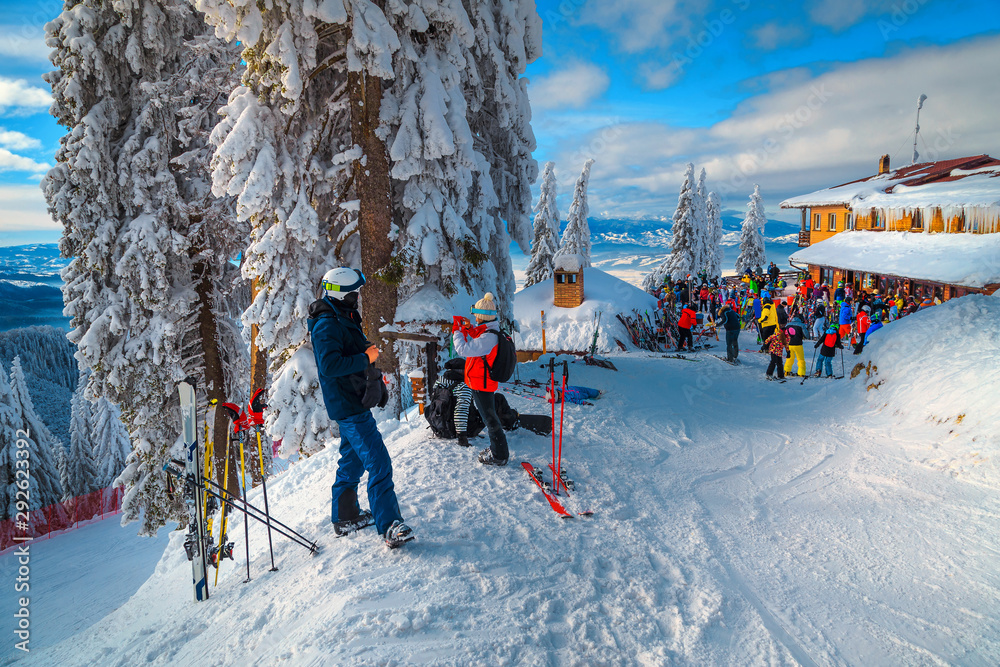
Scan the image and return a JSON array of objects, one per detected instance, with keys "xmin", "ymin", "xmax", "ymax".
[
  {"xmin": 90, "ymin": 397, "xmax": 132, "ymax": 488},
  {"xmin": 8, "ymin": 357, "xmax": 63, "ymax": 511},
  {"xmin": 0, "ymin": 361, "xmax": 19, "ymax": 520},
  {"xmin": 44, "ymin": 0, "xmax": 247, "ymax": 533},
  {"xmin": 554, "ymin": 158, "xmax": 595, "ymax": 267},
  {"xmin": 664, "ymin": 163, "xmax": 699, "ymax": 281},
  {"xmin": 692, "ymin": 167, "xmax": 710, "ymax": 280},
  {"xmin": 735, "ymin": 185, "xmax": 768, "ymax": 276},
  {"xmin": 382, "ymin": 0, "xmax": 541, "ymax": 324},
  {"xmin": 64, "ymin": 381, "xmax": 99, "ymax": 499},
  {"xmin": 705, "ymin": 191, "xmax": 723, "ymax": 279},
  {"xmin": 198, "ymin": 0, "xmax": 361, "ymax": 456},
  {"xmin": 524, "ymin": 162, "xmax": 559, "ymax": 287}
]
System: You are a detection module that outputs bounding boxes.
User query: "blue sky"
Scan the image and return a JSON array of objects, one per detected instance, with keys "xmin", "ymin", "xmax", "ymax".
[{"xmin": 1, "ymin": 0, "xmax": 999, "ymax": 243}]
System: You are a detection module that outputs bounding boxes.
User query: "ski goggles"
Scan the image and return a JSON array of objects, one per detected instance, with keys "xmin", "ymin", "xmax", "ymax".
[
  {"xmin": 322, "ymin": 271, "xmax": 366, "ymax": 293},
  {"xmin": 470, "ymin": 307, "xmax": 496, "ymax": 316}
]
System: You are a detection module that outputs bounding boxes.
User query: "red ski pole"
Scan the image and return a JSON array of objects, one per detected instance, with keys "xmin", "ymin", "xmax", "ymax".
[
  {"xmin": 549, "ymin": 358, "xmax": 557, "ymax": 492},
  {"xmin": 556, "ymin": 361, "xmax": 568, "ymax": 495}
]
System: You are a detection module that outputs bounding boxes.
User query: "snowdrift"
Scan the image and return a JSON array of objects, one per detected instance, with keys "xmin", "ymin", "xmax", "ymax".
[
  {"xmin": 851, "ymin": 294, "xmax": 1000, "ymax": 483},
  {"xmin": 513, "ymin": 268, "xmax": 657, "ymax": 352}
]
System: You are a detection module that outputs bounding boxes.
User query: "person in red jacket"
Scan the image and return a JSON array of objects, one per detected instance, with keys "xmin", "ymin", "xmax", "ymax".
[
  {"xmin": 676, "ymin": 303, "xmax": 697, "ymax": 351},
  {"xmin": 453, "ymin": 292, "xmax": 508, "ymax": 466},
  {"xmin": 698, "ymin": 286, "xmax": 710, "ymax": 312},
  {"xmin": 853, "ymin": 305, "xmax": 871, "ymax": 354}
]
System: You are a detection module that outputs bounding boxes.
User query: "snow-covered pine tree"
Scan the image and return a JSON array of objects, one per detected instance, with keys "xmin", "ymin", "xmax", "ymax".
[
  {"xmin": 64, "ymin": 381, "xmax": 98, "ymax": 499},
  {"xmin": 45, "ymin": 0, "xmax": 247, "ymax": 533},
  {"xmin": 524, "ymin": 162, "xmax": 560, "ymax": 287},
  {"xmin": 382, "ymin": 0, "xmax": 541, "ymax": 323},
  {"xmin": 90, "ymin": 397, "xmax": 132, "ymax": 488},
  {"xmin": 198, "ymin": 0, "xmax": 363, "ymax": 456},
  {"xmin": 0, "ymin": 361, "xmax": 19, "ymax": 520},
  {"xmin": 692, "ymin": 167, "xmax": 710, "ymax": 280},
  {"xmin": 554, "ymin": 158, "xmax": 595, "ymax": 268},
  {"xmin": 706, "ymin": 191, "xmax": 724, "ymax": 279},
  {"xmin": 735, "ymin": 185, "xmax": 768, "ymax": 276},
  {"xmin": 8, "ymin": 357, "xmax": 63, "ymax": 511},
  {"xmin": 664, "ymin": 163, "xmax": 699, "ymax": 281}
]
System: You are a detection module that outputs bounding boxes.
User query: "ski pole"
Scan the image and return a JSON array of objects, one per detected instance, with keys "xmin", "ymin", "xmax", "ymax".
[
  {"xmin": 255, "ymin": 428, "xmax": 277, "ymax": 572},
  {"xmin": 215, "ymin": 419, "xmax": 234, "ymax": 587},
  {"xmin": 549, "ymin": 357, "xmax": 556, "ymax": 492},
  {"xmin": 810, "ymin": 345, "xmax": 818, "ymax": 376},
  {"xmin": 239, "ymin": 433, "xmax": 251, "ymax": 584},
  {"xmin": 556, "ymin": 361, "xmax": 568, "ymax": 495},
  {"xmin": 168, "ymin": 461, "xmax": 318, "ymax": 552},
  {"xmin": 840, "ymin": 346, "xmax": 845, "ymax": 378},
  {"xmin": 166, "ymin": 465, "xmax": 318, "ymax": 554}
]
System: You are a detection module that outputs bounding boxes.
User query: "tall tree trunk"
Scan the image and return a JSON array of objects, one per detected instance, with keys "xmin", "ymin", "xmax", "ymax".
[
  {"xmin": 349, "ymin": 62, "xmax": 400, "ymax": 414},
  {"xmin": 193, "ymin": 255, "xmax": 240, "ymax": 500},
  {"xmin": 247, "ymin": 276, "xmax": 267, "ymax": 485}
]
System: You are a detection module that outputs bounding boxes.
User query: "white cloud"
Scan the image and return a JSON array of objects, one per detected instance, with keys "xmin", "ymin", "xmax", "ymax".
[
  {"xmin": 0, "ymin": 147, "xmax": 49, "ymax": 173},
  {"xmin": 0, "ymin": 25, "xmax": 52, "ymax": 63},
  {"xmin": 529, "ymin": 62, "xmax": 610, "ymax": 110},
  {"xmin": 0, "ymin": 76, "xmax": 51, "ymax": 115},
  {"xmin": 542, "ymin": 35, "xmax": 1000, "ymax": 221},
  {"xmin": 0, "ymin": 128, "xmax": 42, "ymax": 151},
  {"xmin": 807, "ymin": 0, "xmax": 896, "ymax": 32},
  {"xmin": 577, "ymin": 0, "xmax": 705, "ymax": 54},
  {"xmin": 0, "ymin": 184, "xmax": 57, "ymax": 232},
  {"xmin": 749, "ymin": 21, "xmax": 810, "ymax": 51}
]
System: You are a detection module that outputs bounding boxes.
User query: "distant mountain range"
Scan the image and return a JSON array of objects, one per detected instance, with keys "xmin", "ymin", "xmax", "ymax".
[{"xmin": 0, "ymin": 244, "xmax": 69, "ymax": 332}]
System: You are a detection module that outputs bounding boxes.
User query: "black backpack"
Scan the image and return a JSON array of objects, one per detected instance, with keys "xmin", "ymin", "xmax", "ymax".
[
  {"xmin": 485, "ymin": 330, "xmax": 516, "ymax": 383},
  {"xmin": 425, "ymin": 383, "xmax": 457, "ymax": 438}
]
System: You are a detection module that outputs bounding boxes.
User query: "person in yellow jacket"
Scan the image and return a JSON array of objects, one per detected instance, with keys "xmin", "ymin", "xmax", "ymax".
[
  {"xmin": 757, "ymin": 297, "xmax": 778, "ymax": 352},
  {"xmin": 783, "ymin": 315, "xmax": 807, "ymax": 377}
]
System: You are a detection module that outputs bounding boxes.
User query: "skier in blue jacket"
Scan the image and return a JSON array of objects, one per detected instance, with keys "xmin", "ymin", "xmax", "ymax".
[{"xmin": 309, "ymin": 267, "xmax": 413, "ymax": 548}]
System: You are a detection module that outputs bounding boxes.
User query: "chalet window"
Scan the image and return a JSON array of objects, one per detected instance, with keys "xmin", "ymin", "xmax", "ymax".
[
  {"xmin": 568, "ymin": 274, "xmax": 577, "ymax": 284},
  {"xmin": 874, "ymin": 211, "xmax": 884, "ymax": 228},
  {"xmin": 828, "ymin": 213, "xmax": 836, "ymax": 231},
  {"xmin": 556, "ymin": 274, "xmax": 566, "ymax": 284},
  {"xmin": 845, "ymin": 213, "xmax": 853, "ymax": 230},
  {"xmin": 911, "ymin": 210, "xmax": 923, "ymax": 231},
  {"xmin": 813, "ymin": 213, "xmax": 821, "ymax": 230}
]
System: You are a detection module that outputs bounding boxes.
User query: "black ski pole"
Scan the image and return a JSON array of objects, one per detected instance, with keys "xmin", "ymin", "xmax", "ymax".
[
  {"xmin": 840, "ymin": 347, "xmax": 845, "ymax": 378},
  {"xmin": 238, "ymin": 431, "xmax": 251, "ymax": 584},
  {"xmin": 255, "ymin": 428, "xmax": 277, "ymax": 572}
]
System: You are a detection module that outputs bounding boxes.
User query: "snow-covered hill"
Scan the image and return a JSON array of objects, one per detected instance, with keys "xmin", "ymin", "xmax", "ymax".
[{"xmin": 19, "ymin": 298, "xmax": 1000, "ymax": 666}]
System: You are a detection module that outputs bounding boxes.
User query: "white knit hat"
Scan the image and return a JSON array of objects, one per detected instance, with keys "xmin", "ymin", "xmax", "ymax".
[{"xmin": 470, "ymin": 292, "xmax": 497, "ymax": 322}]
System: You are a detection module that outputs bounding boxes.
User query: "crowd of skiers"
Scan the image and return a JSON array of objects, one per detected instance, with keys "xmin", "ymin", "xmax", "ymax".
[{"xmin": 651, "ymin": 262, "xmax": 936, "ymax": 382}]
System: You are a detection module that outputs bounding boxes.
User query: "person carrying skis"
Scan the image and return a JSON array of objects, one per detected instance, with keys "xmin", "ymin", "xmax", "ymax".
[
  {"xmin": 783, "ymin": 314, "xmax": 807, "ymax": 378},
  {"xmin": 864, "ymin": 311, "xmax": 884, "ymax": 344},
  {"xmin": 757, "ymin": 297, "xmax": 778, "ymax": 352},
  {"xmin": 813, "ymin": 324, "xmax": 843, "ymax": 377},
  {"xmin": 676, "ymin": 302, "xmax": 697, "ymax": 351},
  {"xmin": 719, "ymin": 303, "xmax": 741, "ymax": 362},
  {"xmin": 309, "ymin": 267, "xmax": 413, "ymax": 548},
  {"xmin": 452, "ymin": 292, "xmax": 509, "ymax": 466},
  {"xmin": 764, "ymin": 325, "xmax": 788, "ymax": 381}
]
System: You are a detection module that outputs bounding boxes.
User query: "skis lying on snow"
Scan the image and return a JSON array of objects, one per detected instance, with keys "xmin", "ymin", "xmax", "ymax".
[
  {"xmin": 708, "ymin": 354, "xmax": 741, "ymax": 366},
  {"xmin": 660, "ymin": 354, "xmax": 701, "ymax": 362},
  {"xmin": 583, "ymin": 355, "xmax": 618, "ymax": 371},
  {"xmin": 521, "ymin": 462, "xmax": 593, "ymax": 518}
]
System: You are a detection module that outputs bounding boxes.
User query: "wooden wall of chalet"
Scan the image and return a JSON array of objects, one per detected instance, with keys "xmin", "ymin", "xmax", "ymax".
[{"xmin": 553, "ymin": 269, "xmax": 584, "ymax": 308}]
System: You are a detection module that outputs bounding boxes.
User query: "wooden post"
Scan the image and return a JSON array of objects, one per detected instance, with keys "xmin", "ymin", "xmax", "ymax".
[{"xmin": 541, "ymin": 310, "xmax": 546, "ymax": 354}]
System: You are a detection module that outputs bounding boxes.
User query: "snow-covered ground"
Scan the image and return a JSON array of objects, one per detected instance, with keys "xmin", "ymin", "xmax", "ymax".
[
  {"xmin": 0, "ymin": 516, "xmax": 169, "ymax": 664},
  {"xmin": 13, "ymin": 296, "xmax": 1000, "ymax": 666}
]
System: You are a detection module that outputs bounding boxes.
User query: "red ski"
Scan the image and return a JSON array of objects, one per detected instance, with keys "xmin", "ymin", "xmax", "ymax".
[{"xmin": 521, "ymin": 462, "xmax": 573, "ymax": 519}]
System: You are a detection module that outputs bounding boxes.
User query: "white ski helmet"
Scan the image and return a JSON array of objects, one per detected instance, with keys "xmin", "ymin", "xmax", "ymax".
[{"xmin": 321, "ymin": 267, "xmax": 366, "ymax": 300}]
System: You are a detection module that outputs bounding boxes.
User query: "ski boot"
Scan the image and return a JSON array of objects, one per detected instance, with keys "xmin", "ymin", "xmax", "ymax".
[
  {"xmin": 334, "ymin": 510, "xmax": 375, "ymax": 537},
  {"xmin": 384, "ymin": 520, "xmax": 414, "ymax": 549}
]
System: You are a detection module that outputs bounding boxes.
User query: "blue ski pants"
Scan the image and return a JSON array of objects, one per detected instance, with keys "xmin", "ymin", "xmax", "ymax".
[
  {"xmin": 814, "ymin": 354, "xmax": 834, "ymax": 377},
  {"xmin": 331, "ymin": 411, "xmax": 402, "ymax": 535}
]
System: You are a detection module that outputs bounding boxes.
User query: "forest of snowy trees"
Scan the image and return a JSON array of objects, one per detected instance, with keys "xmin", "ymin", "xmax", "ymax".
[{"xmin": 40, "ymin": 0, "xmax": 545, "ymax": 534}]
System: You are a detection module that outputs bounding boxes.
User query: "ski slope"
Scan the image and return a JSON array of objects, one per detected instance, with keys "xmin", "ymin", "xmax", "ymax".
[{"xmin": 17, "ymin": 296, "xmax": 1000, "ymax": 666}]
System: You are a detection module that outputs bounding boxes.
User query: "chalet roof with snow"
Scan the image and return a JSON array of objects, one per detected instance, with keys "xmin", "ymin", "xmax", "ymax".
[
  {"xmin": 780, "ymin": 155, "xmax": 1000, "ymax": 213},
  {"xmin": 789, "ymin": 230, "xmax": 1000, "ymax": 289}
]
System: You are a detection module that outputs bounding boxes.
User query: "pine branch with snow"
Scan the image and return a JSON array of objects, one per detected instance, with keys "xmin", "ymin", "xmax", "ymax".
[
  {"xmin": 735, "ymin": 185, "xmax": 768, "ymax": 276},
  {"xmin": 664, "ymin": 163, "xmax": 699, "ymax": 281},
  {"xmin": 524, "ymin": 162, "xmax": 560, "ymax": 287},
  {"xmin": 555, "ymin": 158, "xmax": 595, "ymax": 268}
]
